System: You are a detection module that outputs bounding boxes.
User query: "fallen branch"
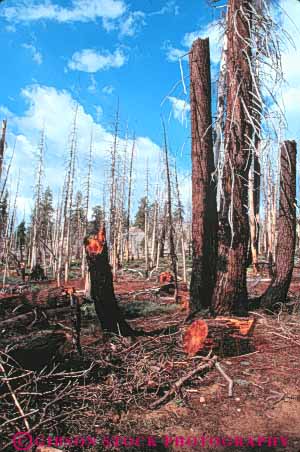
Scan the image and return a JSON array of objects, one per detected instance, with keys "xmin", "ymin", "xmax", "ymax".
[
  {"xmin": 0, "ymin": 362, "xmax": 30, "ymax": 431},
  {"xmin": 150, "ymin": 354, "xmax": 217, "ymax": 409}
]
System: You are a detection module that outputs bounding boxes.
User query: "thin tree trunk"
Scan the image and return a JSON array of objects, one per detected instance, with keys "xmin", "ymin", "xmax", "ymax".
[
  {"xmin": 261, "ymin": 141, "xmax": 297, "ymax": 309},
  {"xmin": 30, "ymin": 131, "xmax": 44, "ymax": 270},
  {"xmin": 162, "ymin": 121, "xmax": 179, "ymax": 302},
  {"xmin": 81, "ymin": 133, "xmax": 93, "ymax": 280},
  {"xmin": 174, "ymin": 165, "xmax": 187, "ymax": 283},
  {"xmin": 212, "ymin": 0, "xmax": 253, "ymax": 316},
  {"xmin": 144, "ymin": 160, "xmax": 149, "ymax": 277},
  {"xmin": 0, "ymin": 119, "xmax": 7, "ymax": 182},
  {"xmin": 189, "ymin": 38, "xmax": 217, "ymax": 312},
  {"xmin": 150, "ymin": 199, "xmax": 158, "ymax": 267},
  {"xmin": 249, "ymin": 150, "xmax": 260, "ymax": 275},
  {"xmin": 125, "ymin": 137, "xmax": 135, "ymax": 263}
]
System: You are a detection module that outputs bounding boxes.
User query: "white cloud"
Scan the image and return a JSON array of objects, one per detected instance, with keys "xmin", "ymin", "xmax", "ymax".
[
  {"xmin": 88, "ymin": 75, "xmax": 97, "ymax": 93},
  {"xmin": 2, "ymin": 0, "xmax": 126, "ymax": 23},
  {"xmin": 1, "ymin": 85, "xmax": 163, "ymax": 218},
  {"xmin": 22, "ymin": 43, "xmax": 43, "ymax": 65},
  {"xmin": 119, "ymin": 11, "xmax": 145, "ymax": 37},
  {"xmin": 6, "ymin": 24, "xmax": 16, "ymax": 32},
  {"xmin": 68, "ymin": 48, "xmax": 127, "ymax": 73},
  {"xmin": 102, "ymin": 85, "xmax": 115, "ymax": 95},
  {"xmin": 182, "ymin": 22, "xmax": 222, "ymax": 65},
  {"xmin": 94, "ymin": 105, "xmax": 103, "ymax": 121},
  {"xmin": 165, "ymin": 21, "xmax": 222, "ymax": 65},
  {"xmin": 168, "ymin": 96, "xmax": 190, "ymax": 125},
  {"xmin": 149, "ymin": 1, "xmax": 179, "ymax": 17},
  {"xmin": 163, "ymin": 41, "xmax": 188, "ymax": 63},
  {"xmin": 277, "ymin": 0, "xmax": 300, "ymax": 139}
]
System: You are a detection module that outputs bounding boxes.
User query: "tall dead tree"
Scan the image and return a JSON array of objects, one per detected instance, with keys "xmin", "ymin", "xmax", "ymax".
[
  {"xmin": 125, "ymin": 137, "xmax": 135, "ymax": 262},
  {"xmin": 81, "ymin": 131, "xmax": 93, "ymax": 279},
  {"xmin": 30, "ymin": 130, "xmax": 45, "ymax": 269},
  {"xmin": 0, "ymin": 119, "xmax": 7, "ymax": 182},
  {"xmin": 162, "ymin": 121, "xmax": 179, "ymax": 302},
  {"xmin": 144, "ymin": 160, "xmax": 149, "ymax": 276},
  {"xmin": 57, "ymin": 106, "xmax": 78, "ymax": 286},
  {"xmin": 212, "ymin": 0, "xmax": 253, "ymax": 316},
  {"xmin": 109, "ymin": 102, "xmax": 119, "ymax": 276},
  {"xmin": 248, "ymin": 146, "xmax": 261, "ymax": 275},
  {"xmin": 189, "ymin": 38, "xmax": 217, "ymax": 312},
  {"xmin": 261, "ymin": 141, "xmax": 297, "ymax": 310},
  {"xmin": 174, "ymin": 164, "xmax": 187, "ymax": 283}
]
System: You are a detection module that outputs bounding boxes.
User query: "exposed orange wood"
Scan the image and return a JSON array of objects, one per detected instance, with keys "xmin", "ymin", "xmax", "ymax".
[
  {"xmin": 183, "ymin": 320, "xmax": 209, "ymax": 357},
  {"xmin": 217, "ymin": 317, "xmax": 256, "ymax": 336},
  {"xmin": 85, "ymin": 226, "xmax": 106, "ymax": 256}
]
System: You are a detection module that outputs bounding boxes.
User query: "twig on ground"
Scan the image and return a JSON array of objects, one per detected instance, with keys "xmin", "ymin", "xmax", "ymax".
[
  {"xmin": 215, "ymin": 362, "xmax": 234, "ymax": 397},
  {"xmin": 0, "ymin": 362, "xmax": 30, "ymax": 431},
  {"xmin": 150, "ymin": 354, "xmax": 217, "ymax": 409}
]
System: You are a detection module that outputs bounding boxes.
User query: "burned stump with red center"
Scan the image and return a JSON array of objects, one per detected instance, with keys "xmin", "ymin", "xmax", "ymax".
[{"xmin": 84, "ymin": 226, "xmax": 135, "ymax": 336}]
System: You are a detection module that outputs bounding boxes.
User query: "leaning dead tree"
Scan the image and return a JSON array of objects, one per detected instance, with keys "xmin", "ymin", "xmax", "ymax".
[
  {"xmin": 189, "ymin": 38, "xmax": 217, "ymax": 313},
  {"xmin": 212, "ymin": 0, "xmax": 254, "ymax": 316},
  {"xmin": 261, "ymin": 141, "xmax": 297, "ymax": 310},
  {"xmin": 84, "ymin": 226, "xmax": 135, "ymax": 336}
]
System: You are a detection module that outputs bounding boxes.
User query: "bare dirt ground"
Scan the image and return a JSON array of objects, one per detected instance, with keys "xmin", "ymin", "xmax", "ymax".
[{"xmin": 1, "ymin": 269, "xmax": 300, "ymax": 451}]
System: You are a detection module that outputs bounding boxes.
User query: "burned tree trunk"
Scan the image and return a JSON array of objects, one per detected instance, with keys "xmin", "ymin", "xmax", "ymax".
[
  {"xmin": 84, "ymin": 226, "xmax": 135, "ymax": 336},
  {"xmin": 189, "ymin": 38, "xmax": 217, "ymax": 312},
  {"xmin": 261, "ymin": 141, "xmax": 297, "ymax": 310},
  {"xmin": 212, "ymin": 0, "xmax": 253, "ymax": 316}
]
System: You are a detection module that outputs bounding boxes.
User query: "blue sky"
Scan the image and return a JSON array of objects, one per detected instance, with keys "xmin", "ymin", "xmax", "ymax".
[{"xmin": 0, "ymin": 0, "xmax": 299, "ymax": 220}]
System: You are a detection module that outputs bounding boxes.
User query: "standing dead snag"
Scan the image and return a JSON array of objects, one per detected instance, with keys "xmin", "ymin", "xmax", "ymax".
[
  {"xmin": 84, "ymin": 226, "xmax": 135, "ymax": 336},
  {"xmin": 162, "ymin": 121, "xmax": 179, "ymax": 302},
  {"xmin": 189, "ymin": 38, "xmax": 217, "ymax": 312},
  {"xmin": 0, "ymin": 119, "xmax": 7, "ymax": 181},
  {"xmin": 261, "ymin": 141, "xmax": 297, "ymax": 310},
  {"xmin": 212, "ymin": 0, "xmax": 253, "ymax": 316}
]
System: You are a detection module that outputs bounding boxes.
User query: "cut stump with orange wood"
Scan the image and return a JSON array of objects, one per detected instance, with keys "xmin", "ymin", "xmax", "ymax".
[
  {"xmin": 183, "ymin": 317, "xmax": 256, "ymax": 357},
  {"xmin": 84, "ymin": 226, "xmax": 136, "ymax": 336}
]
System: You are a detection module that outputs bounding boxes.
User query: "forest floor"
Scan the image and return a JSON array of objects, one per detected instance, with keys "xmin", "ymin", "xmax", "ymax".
[{"xmin": 1, "ymin": 266, "xmax": 300, "ymax": 452}]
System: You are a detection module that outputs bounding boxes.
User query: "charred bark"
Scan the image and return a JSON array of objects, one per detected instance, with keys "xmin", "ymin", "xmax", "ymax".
[
  {"xmin": 189, "ymin": 38, "xmax": 217, "ymax": 312},
  {"xmin": 261, "ymin": 141, "xmax": 297, "ymax": 310},
  {"xmin": 84, "ymin": 226, "xmax": 135, "ymax": 336},
  {"xmin": 212, "ymin": 0, "xmax": 253, "ymax": 316}
]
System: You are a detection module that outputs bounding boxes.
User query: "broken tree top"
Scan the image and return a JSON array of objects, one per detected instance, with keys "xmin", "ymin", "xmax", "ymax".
[{"xmin": 85, "ymin": 226, "xmax": 106, "ymax": 256}]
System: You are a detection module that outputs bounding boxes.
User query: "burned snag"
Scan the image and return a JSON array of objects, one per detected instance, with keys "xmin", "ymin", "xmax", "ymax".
[
  {"xmin": 84, "ymin": 226, "xmax": 135, "ymax": 336},
  {"xmin": 261, "ymin": 141, "xmax": 297, "ymax": 310},
  {"xmin": 189, "ymin": 38, "xmax": 217, "ymax": 312},
  {"xmin": 212, "ymin": 0, "xmax": 253, "ymax": 316}
]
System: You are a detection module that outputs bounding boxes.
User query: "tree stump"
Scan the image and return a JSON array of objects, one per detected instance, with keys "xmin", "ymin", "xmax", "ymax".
[
  {"xmin": 183, "ymin": 317, "xmax": 256, "ymax": 357},
  {"xmin": 84, "ymin": 226, "xmax": 135, "ymax": 336}
]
